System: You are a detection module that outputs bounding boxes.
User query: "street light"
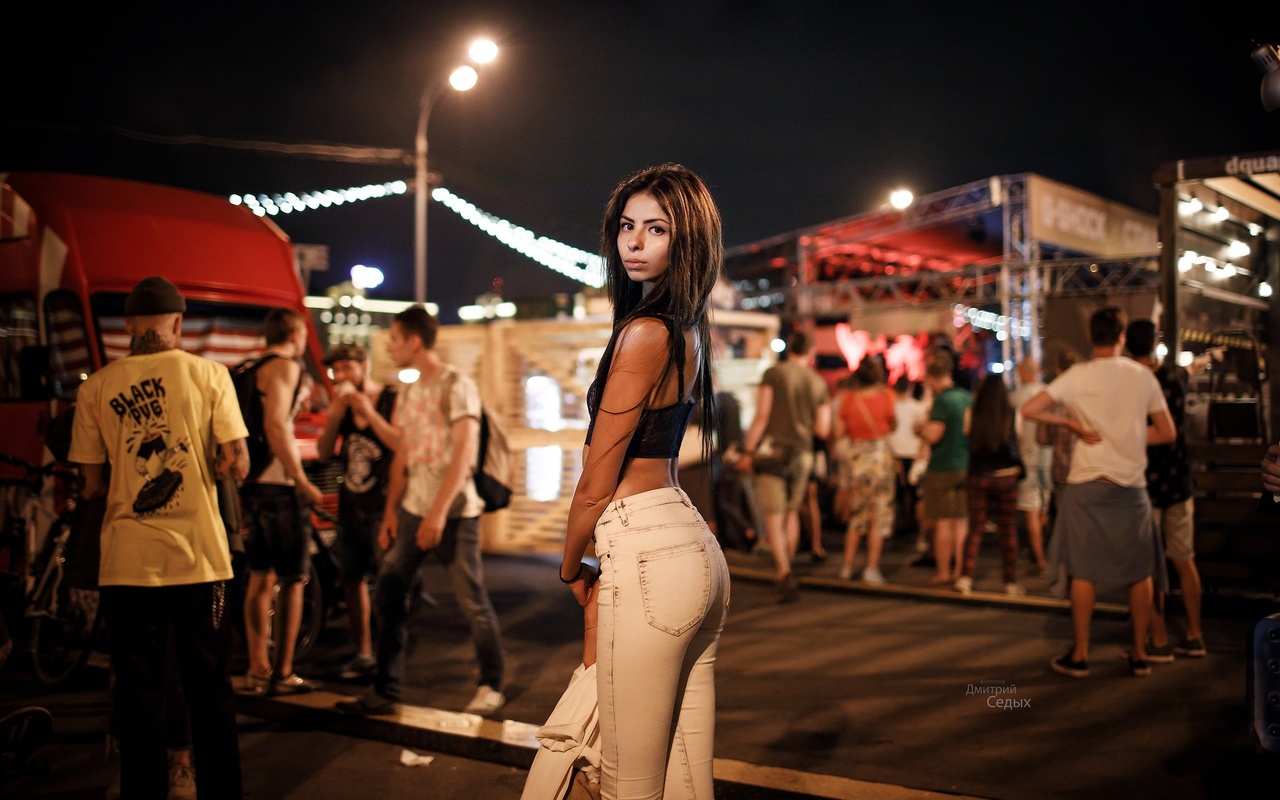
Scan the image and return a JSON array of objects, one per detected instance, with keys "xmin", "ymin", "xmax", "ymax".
[{"xmin": 413, "ymin": 38, "xmax": 498, "ymax": 305}]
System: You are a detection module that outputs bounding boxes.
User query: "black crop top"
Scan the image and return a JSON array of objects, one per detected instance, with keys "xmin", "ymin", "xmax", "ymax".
[
  {"xmin": 584, "ymin": 316, "xmax": 697, "ymax": 459},
  {"xmin": 585, "ymin": 400, "xmax": 696, "ymax": 459}
]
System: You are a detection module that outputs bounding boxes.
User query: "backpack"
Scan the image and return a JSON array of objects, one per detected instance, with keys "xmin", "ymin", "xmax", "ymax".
[
  {"xmin": 474, "ymin": 404, "xmax": 513, "ymax": 512},
  {"xmin": 444, "ymin": 370, "xmax": 513, "ymax": 512},
  {"xmin": 229, "ymin": 353, "xmax": 291, "ymax": 482}
]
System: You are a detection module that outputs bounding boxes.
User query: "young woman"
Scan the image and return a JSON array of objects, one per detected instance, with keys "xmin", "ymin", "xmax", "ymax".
[
  {"xmin": 955, "ymin": 373, "xmax": 1025, "ymax": 596},
  {"xmin": 831, "ymin": 356, "xmax": 896, "ymax": 583},
  {"xmin": 558, "ymin": 164, "xmax": 730, "ymax": 799}
]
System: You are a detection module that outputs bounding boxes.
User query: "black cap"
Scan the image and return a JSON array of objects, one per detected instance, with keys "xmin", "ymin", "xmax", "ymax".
[
  {"xmin": 124, "ymin": 276, "xmax": 186, "ymax": 316},
  {"xmin": 323, "ymin": 342, "xmax": 367, "ymax": 365}
]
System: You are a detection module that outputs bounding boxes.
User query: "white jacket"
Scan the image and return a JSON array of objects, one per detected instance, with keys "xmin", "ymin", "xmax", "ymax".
[{"xmin": 520, "ymin": 662, "xmax": 601, "ymax": 800}]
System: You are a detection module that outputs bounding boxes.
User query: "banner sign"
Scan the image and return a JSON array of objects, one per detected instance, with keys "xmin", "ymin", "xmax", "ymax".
[{"xmin": 1026, "ymin": 175, "xmax": 1158, "ymax": 258}]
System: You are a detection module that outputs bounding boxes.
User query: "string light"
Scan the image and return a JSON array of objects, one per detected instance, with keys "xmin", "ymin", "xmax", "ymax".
[{"xmin": 229, "ymin": 181, "xmax": 604, "ymax": 288}]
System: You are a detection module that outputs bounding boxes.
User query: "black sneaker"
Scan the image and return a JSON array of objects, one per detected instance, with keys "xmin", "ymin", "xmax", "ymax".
[
  {"xmin": 1145, "ymin": 641, "xmax": 1175, "ymax": 664},
  {"xmin": 1050, "ymin": 652, "xmax": 1089, "ymax": 678},
  {"xmin": 1174, "ymin": 636, "xmax": 1207, "ymax": 657},
  {"xmin": 1126, "ymin": 654, "xmax": 1152, "ymax": 677},
  {"xmin": 335, "ymin": 689, "xmax": 396, "ymax": 716}
]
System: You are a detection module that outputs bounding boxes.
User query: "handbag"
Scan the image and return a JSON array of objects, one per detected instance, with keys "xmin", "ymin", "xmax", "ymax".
[{"xmin": 752, "ymin": 435, "xmax": 796, "ymax": 473}]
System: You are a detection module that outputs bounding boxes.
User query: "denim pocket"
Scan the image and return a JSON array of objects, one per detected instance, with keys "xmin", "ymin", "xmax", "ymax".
[{"xmin": 637, "ymin": 540, "xmax": 710, "ymax": 636}]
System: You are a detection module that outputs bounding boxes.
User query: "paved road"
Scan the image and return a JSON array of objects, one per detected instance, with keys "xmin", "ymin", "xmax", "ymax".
[{"xmin": 3, "ymin": 537, "xmax": 1277, "ymax": 800}]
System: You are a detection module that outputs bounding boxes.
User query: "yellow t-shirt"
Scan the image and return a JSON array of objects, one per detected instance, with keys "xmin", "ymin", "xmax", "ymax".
[{"xmin": 68, "ymin": 350, "xmax": 249, "ymax": 587}]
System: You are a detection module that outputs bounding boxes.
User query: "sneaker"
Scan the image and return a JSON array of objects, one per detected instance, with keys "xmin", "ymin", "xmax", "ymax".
[
  {"xmin": 1175, "ymin": 636, "xmax": 1207, "ymax": 657},
  {"xmin": 837, "ymin": 565, "xmax": 853, "ymax": 580},
  {"xmin": 328, "ymin": 653, "xmax": 376, "ymax": 680},
  {"xmin": 1004, "ymin": 582, "xmax": 1026, "ymax": 597},
  {"xmin": 168, "ymin": 761, "xmax": 196, "ymax": 800},
  {"xmin": 243, "ymin": 668, "xmax": 272, "ymax": 695},
  {"xmin": 909, "ymin": 553, "xmax": 937, "ymax": 568},
  {"xmin": 861, "ymin": 568, "xmax": 886, "ymax": 585},
  {"xmin": 464, "ymin": 685, "xmax": 506, "ymax": 716},
  {"xmin": 1145, "ymin": 640, "xmax": 1176, "ymax": 664},
  {"xmin": 1050, "ymin": 652, "xmax": 1089, "ymax": 678},
  {"xmin": 270, "ymin": 673, "xmax": 321, "ymax": 695},
  {"xmin": 1126, "ymin": 653, "xmax": 1152, "ymax": 677},
  {"xmin": 953, "ymin": 576, "xmax": 973, "ymax": 595},
  {"xmin": 335, "ymin": 689, "xmax": 396, "ymax": 716}
]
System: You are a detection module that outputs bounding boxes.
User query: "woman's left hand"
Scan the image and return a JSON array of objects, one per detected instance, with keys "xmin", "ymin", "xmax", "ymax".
[{"xmin": 565, "ymin": 562, "xmax": 599, "ymax": 607}]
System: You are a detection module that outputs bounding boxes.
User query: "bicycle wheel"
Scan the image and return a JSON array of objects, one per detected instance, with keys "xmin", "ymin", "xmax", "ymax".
[
  {"xmin": 29, "ymin": 583, "xmax": 101, "ymax": 687},
  {"xmin": 292, "ymin": 561, "xmax": 324, "ymax": 661}
]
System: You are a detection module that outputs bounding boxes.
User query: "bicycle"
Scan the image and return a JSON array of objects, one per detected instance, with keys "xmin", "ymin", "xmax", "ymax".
[{"xmin": 0, "ymin": 452, "xmax": 102, "ymax": 687}]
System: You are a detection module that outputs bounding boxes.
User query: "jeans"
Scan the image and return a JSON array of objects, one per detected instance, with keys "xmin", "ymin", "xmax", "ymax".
[
  {"xmin": 101, "ymin": 582, "xmax": 242, "ymax": 800},
  {"xmin": 593, "ymin": 487, "xmax": 731, "ymax": 799},
  {"xmin": 372, "ymin": 511, "xmax": 504, "ymax": 701}
]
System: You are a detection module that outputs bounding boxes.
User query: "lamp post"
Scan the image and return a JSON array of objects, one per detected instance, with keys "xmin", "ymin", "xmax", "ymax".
[{"xmin": 413, "ymin": 38, "xmax": 498, "ymax": 306}]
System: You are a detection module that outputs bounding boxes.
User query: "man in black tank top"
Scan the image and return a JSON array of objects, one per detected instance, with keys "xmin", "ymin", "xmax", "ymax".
[{"xmin": 316, "ymin": 343, "xmax": 397, "ymax": 681}]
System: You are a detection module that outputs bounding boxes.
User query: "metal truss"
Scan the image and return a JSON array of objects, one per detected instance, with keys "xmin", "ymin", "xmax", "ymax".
[{"xmin": 788, "ymin": 255, "xmax": 1162, "ymax": 318}]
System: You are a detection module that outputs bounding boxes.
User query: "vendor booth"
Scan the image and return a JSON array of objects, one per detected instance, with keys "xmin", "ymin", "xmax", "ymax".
[{"xmin": 1153, "ymin": 148, "xmax": 1280, "ymax": 596}]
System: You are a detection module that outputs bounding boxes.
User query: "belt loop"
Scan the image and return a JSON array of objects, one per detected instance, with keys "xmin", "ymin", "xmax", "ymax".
[
  {"xmin": 617, "ymin": 498, "xmax": 630, "ymax": 526},
  {"xmin": 678, "ymin": 488, "xmax": 693, "ymax": 509}
]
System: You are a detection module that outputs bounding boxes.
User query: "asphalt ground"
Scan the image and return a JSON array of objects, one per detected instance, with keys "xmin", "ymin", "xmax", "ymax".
[{"xmin": 3, "ymin": 529, "xmax": 1278, "ymax": 800}]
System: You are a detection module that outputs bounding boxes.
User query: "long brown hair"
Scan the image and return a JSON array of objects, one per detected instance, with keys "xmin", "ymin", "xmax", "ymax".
[
  {"xmin": 969, "ymin": 374, "xmax": 1015, "ymax": 456},
  {"xmin": 588, "ymin": 164, "xmax": 723, "ymax": 459}
]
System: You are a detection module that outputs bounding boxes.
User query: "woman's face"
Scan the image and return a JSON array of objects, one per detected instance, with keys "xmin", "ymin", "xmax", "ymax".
[{"xmin": 617, "ymin": 191, "xmax": 671, "ymax": 285}]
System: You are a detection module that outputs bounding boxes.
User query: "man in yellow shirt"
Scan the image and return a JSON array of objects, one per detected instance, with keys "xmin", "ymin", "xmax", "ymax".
[{"xmin": 70, "ymin": 276, "xmax": 248, "ymax": 799}]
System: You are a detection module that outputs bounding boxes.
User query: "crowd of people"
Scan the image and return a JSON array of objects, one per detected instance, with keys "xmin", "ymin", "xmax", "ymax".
[
  {"xmin": 731, "ymin": 306, "xmax": 1221, "ymax": 684},
  {"xmin": 57, "ymin": 217, "xmax": 1242, "ymax": 797}
]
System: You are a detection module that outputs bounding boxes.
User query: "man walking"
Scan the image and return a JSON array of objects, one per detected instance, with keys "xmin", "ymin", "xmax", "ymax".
[
  {"xmin": 337, "ymin": 305, "xmax": 506, "ymax": 717},
  {"xmin": 1124, "ymin": 320, "xmax": 1215, "ymax": 660},
  {"xmin": 736, "ymin": 330, "xmax": 831, "ymax": 603},
  {"xmin": 1021, "ymin": 306, "xmax": 1176, "ymax": 678},
  {"xmin": 316, "ymin": 343, "xmax": 398, "ymax": 680},
  {"xmin": 69, "ymin": 276, "xmax": 245, "ymax": 799},
  {"xmin": 240, "ymin": 308, "xmax": 325, "ymax": 695}
]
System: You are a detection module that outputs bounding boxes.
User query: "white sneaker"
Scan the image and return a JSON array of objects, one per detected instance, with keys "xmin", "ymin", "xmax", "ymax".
[
  {"xmin": 860, "ymin": 568, "xmax": 886, "ymax": 585},
  {"xmin": 954, "ymin": 576, "xmax": 973, "ymax": 595},
  {"xmin": 463, "ymin": 685, "xmax": 506, "ymax": 716},
  {"xmin": 1004, "ymin": 582, "xmax": 1027, "ymax": 597},
  {"xmin": 837, "ymin": 565, "xmax": 853, "ymax": 580}
]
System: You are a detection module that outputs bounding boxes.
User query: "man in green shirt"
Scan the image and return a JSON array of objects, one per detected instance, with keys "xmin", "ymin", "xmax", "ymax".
[{"xmin": 915, "ymin": 350, "xmax": 972, "ymax": 586}]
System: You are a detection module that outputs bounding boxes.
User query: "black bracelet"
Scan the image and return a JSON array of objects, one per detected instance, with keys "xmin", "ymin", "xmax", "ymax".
[{"xmin": 560, "ymin": 563, "xmax": 583, "ymax": 583}]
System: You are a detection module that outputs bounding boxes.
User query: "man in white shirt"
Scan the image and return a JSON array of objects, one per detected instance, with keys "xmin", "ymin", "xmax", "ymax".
[{"xmin": 1021, "ymin": 306, "xmax": 1176, "ymax": 679}]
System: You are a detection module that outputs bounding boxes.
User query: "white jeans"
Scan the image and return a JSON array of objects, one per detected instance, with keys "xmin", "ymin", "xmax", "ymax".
[{"xmin": 593, "ymin": 487, "xmax": 731, "ymax": 800}]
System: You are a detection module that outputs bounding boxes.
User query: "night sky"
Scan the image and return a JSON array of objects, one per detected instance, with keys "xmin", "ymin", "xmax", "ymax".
[{"xmin": 6, "ymin": 1, "xmax": 1278, "ymax": 322}]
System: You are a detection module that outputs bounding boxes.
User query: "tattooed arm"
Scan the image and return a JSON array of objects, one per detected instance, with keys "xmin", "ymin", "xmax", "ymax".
[{"xmin": 216, "ymin": 438, "xmax": 250, "ymax": 483}]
